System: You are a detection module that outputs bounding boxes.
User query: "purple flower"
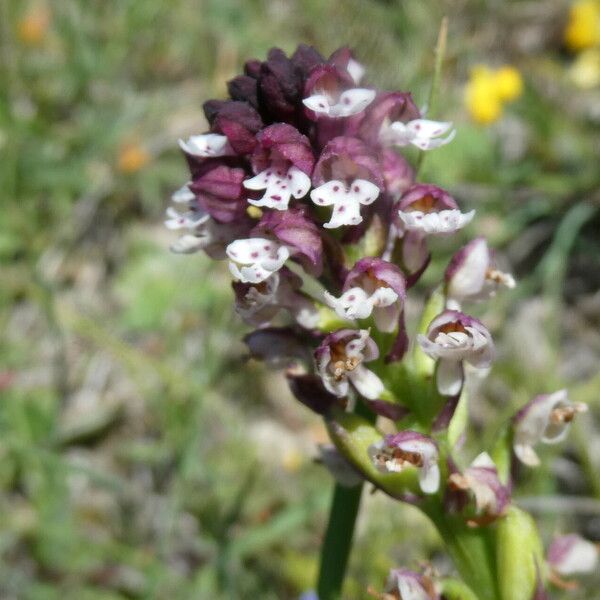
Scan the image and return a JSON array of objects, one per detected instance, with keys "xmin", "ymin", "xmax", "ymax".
[
  {"xmin": 513, "ymin": 390, "xmax": 587, "ymax": 467},
  {"xmin": 384, "ymin": 568, "xmax": 439, "ymax": 600},
  {"xmin": 380, "ymin": 148, "xmax": 415, "ymax": 201},
  {"xmin": 203, "ymin": 100, "xmax": 263, "ymax": 155},
  {"xmin": 303, "ymin": 64, "xmax": 375, "ymax": 119},
  {"xmin": 315, "ymin": 329, "xmax": 383, "ymax": 399},
  {"xmin": 369, "ymin": 431, "xmax": 440, "ymax": 494},
  {"xmin": 310, "ymin": 136, "xmax": 383, "ymax": 228},
  {"xmin": 252, "ymin": 207, "xmax": 323, "ymax": 272},
  {"xmin": 447, "ymin": 452, "xmax": 510, "ymax": 523},
  {"xmin": 328, "ymin": 47, "xmax": 366, "ymax": 84},
  {"xmin": 547, "ymin": 534, "xmax": 598, "ymax": 577},
  {"xmin": 418, "ymin": 310, "xmax": 494, "ymax": 396},
  {"xmin": 445, "ymin": 237, "xmax": 515, "ymax": 308},
  {"xmin": 396, "ymin": 184, "xmax": 474, "ymax": 236},
  {"xmin": 232, "ymin": 267, "xmax": 318, "ymax": 328},
  {"xmin": 244, "ymin": 123, "xmax": 314, "ymax": 210},
  {"xmin": 324, "ymin": 258, "xmax": 406, "ymax": 333}
]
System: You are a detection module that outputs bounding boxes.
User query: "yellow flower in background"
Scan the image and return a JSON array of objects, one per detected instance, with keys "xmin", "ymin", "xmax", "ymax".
[
  {"xmin": 570, "ymin": 47, "xmax": 600, "ymax": 88},
  {"xmin": 117, "ymin": 143, "xmax": 150, "ymax": 174},
  {"xmin": 465, "ymin": 65, "xmax": 523, "ymax": 125},
  {"xmin": 17, "ymin": 5, "xmax": 50, "ymax": 46},
  {"xmin": 564, "ymin": 0, "xmax": 600, "ymax": 52}
]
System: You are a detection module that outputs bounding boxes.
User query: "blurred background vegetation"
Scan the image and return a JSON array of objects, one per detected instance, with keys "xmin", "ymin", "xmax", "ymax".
[{"xmin": 1, "ymin": 0, "xmax": 599, "ymax": 598}]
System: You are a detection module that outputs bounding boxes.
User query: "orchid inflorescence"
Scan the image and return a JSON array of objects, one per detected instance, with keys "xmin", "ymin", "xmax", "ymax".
[{"xmin": 165, "ymin": 45, "xmax": 596, "ymax": 600}]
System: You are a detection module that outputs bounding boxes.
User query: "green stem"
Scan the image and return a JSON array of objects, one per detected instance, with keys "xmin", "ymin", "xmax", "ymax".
[
  {"xmin": 317, "ymin": 402, "xmax": 375, "ymax": 600},
  {"xmin": 416, "ymin": 16, "xmax": 449, "ymax": 179}
]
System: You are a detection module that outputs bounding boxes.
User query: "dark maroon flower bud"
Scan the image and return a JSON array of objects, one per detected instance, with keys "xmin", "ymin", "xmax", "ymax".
[
  {"xmin": 189, "ymin": 162, "xmax": 248, "ymax": 224},
  {"xmin": 244, "ymin": 58, "xmax": 262, "ymax": 79},
  {"xmin": 244, "ymin": 327, "xmax": 312, "ymax": 367},
  {"xmin": 380, "ymin": 148, "xmax": 414, "ymax": 201},
  {"xmin": 286, "ymin": 371, "xmax": 339, "ymax": 416},
  {"xmin": 203, "ymin": 100, "xmax": 263, "ymax": 155},
  {"xmin": 227, "ymin": 75, "xmax": 259, "ymax": 109},
  {"xmin": 291, "ymin": 44, "xmax": 325, "ymax": 78},
  {"xmin": 257, "ymin": 48, "xmax": 303, "ymax": 123},
  {"xmin": 252, "ymin": 207, "xmax": 323, "ymax": 272}
]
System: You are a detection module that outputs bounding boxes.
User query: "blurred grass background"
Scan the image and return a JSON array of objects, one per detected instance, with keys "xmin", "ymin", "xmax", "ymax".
[{"xmin": 1, "ymin": 0, "xmax": 600, "ymax": 598}]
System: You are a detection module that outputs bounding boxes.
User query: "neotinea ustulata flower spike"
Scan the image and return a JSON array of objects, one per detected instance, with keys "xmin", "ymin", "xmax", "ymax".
[{"xmin": 165, "ymin": 43, "xmax": 588, "ymax": 600}]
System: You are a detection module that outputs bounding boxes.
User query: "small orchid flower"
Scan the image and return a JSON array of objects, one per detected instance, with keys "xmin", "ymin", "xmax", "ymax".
[
  {"xmin": 171, "ymin": 183, "xmax": 196, "ymax": 203},
  {"xmin": 447, "ymin": 452, "xmax": 510, "ymax": 523},
  {"xmin": 384, "ymin": 568, "xmax": 439, "ymax": 600},
  {"xmin": 418, "ymin": 310, "xmax": 495, "ymax": 396},
  {"xmin": 445, "ymin": 237, "xmax": 515, "ymax": 308},
  {"xmin": 315, "ymin": 329, "xmax": 384, "ymax": 400},
  {"xmin": 396, "ymin": 185, "xmax": 474, "ymax": 236},
  {"xmin": 164, "ymin": 206, "xmax": 209, "ymax": 230},
  {"xmin": 303, "ymin": 64, "xmax": 375, "ymax": 118},
  {"xmin": 244, "ymin": 124, "xmax": 314, "ymax": 210},
  {"xmin": 178, "ymin": 133, "xmax": 234, "ymax": 157},
  {"xmin": 328, "ymin": 47, "xmax": 365, "ymax": 85},
  {"xmin": 381, "ymin": 118, "xmax": 456, "ymax": 151},
  {"xmin": 324, "ymin": 258, "xmax": 406, "ymax": 332},
  {"xmin": 226, "ymin": 237, "xmax": 290, "ymax": 283},
  {"xmin": 310, "ymin": 137, "xmax": 383, "ymax": 228},
  {"xmin": 547, "ymin": 534, "xmax": 598, "ymax": 577},
  {"xmin": 369, "ymin": 431, "xmax": 440, "ymax": 494},
  {"xmin": 232, "ymin": 268, "xmax": 318, "ymax": 328},
  {"xmin": 513, "ymin": 390, "xmax": 587, "ymax": 467}
]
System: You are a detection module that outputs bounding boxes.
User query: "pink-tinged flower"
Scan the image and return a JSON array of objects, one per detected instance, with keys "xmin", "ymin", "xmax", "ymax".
[
  {"xmin": 358, "ymin": 91, "xmax": 421, "ymax": 146},
  {"xmin": 445, "ymin": 237, "xmax": 515, "ymax": 307},
  {"xmin": 232, "ymin": 268, "xmax": 318, "ymax": 328},
  {"xmin": 547, "ymin": 534, "xmax": 598, "ymax": 577},
  {"xmin": 384, "ymin": 569, "xmax": 439, "ymax": 600},
  {"xmin": 315, "ymin": 329, "xmax": 384, "ymax": 399},
  {"xmin": 188, "ymin": 162, "xmax": 248, "ymax": 224},
  {"xmin": 203, "ymin": 100, "xmax": 263, "ymax": 154},
  {"xmin": 380, "ymin": 118, "xmax": 456, "ymax": 151},
  {"xmin": 303, "ymin": 65, "xmax": 375, "ymax": 119},
  {"xmin": 418, "ymin": 310, "xmax": 494, "ymax": 396},
  {"xmin": 513, "ymin": 390, "xmax": 587, "ymax": 467},
  {"xmin": 252, "ymin": 208, "xmax": 323, "ymax": 272},
  {"xmin": 328, "ymin": 47, "xmax": 365, "ymax": 84},
  {"xmin": 226, "ymin": 237, "xmax": 290, "ymax": 283},
  {"xmin": 447, "ymin": 452, "xmax": 510, "ymax": 522},
  {"xmin": 310, "ymin": 136, "xmax": 383, "ymax": 228},
  {"xmin": 244, "ymin": 124, "xmax": 313, "ymax": 210},
  {"xmin": 178, "ymin": 133, "xmax": 234, "ymax": 157},
  {"xmin": 380, "ymin": 148, "xmax": 415, "ymax": 201},
  {"xmin": 324, "ymin": 258, "xmax": 406, "ymax": 333},
  {"xmin": 369, "ymin": 431, "xmax": 440, "ymax": 494},
  {"xmin": 396, "ymin": 184, "xmax": 474, "ymax": 236}
]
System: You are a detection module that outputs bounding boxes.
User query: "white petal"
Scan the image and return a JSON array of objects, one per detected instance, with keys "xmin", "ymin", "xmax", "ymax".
[
  {"xmin": 513, "ymin": 443, "xmax": 540, "ymax": 467},
  {"xmin": 398, "ymin": 209, "xmax": 475, "ymax": 235},
  {"xmin": 419, "ymin": 461, "xmax": 441, "ymax": 494},
  {"xmin": 447, "ymin": 239, "xmax": 490, "ymax": 300},
  {"xmin": 349, "ymin": 365, "xmax": 384, "ymax": 400},
  {"xmin": 471, "ymin": 452, "xmax": 495, "ymax": 469},
  {"xmin": 178, "ymin": 133, "xmax": 232, "ymax": 157},
  {"xmin": 330, "ymin": 88, "xmax": 376, "ymax": 117},
  {"xmin": 302, "ymin": 93, "xmax": 332, "ymax": 114},
  {"xmin": 287, "ymin": 166, "xmax": 312, "ymax": 198},
  {"xmin": 171, "ymin": 184, "xmax": 195, "ymax": 203},
  {"xmin": 436, "ymin": 359, "xmax": 464, "ymax": 396},
  {"xmin": 351, "ymin": 179, "xmax": 380, "ymax": 205},
  {"xmin": 346, "ymin": 58, "xmax": 365, "ymax": 85},
  {"xmin": 245, "ymin": 166, "xmax": 310, "ymax": 211},
  {"xmin": 310, "ymin": 180, "xmax": 345, "ymax": 207},
  {"xmin": 398, "ymin": 577, "xmax": 431, "ymax": 600},
  {"xmin": 170, "ymin": 234, "xmax": 206, "ymax": 254},
  {"xmin": 407, "ymin": 119, "xmax": 454, "ymax": 138},
  {"xmin": 554, "ymin": 538, "xmax": 598, "ymax": 576},
  {"xmin": 373, "ymin": 304, "xmax": 400, "ymax": 333},
  {"xmin": 323, "ymin": 288, "xmax": 372, "ymax": 321},
  {"xmin": 226, "ymin": 238, "xmax": 278, "ymax": 264}
]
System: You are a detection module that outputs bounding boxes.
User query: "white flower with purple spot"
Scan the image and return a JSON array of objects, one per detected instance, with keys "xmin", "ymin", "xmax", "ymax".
[
  {"xmin": 310, "ymin": 179, "xmax": 380, "ymax": 228},
  {"xmin": 381, "ymin": 118, "xmax": 456, "ymax": 151},
  {"xmin": 244, "ymin": 165, "xmax": 311, "ymax": 210},
  {"xmin": 164, "ymin": 206, "xmax": 210, "ymax": 230},
  {"xmin": 226, "ymin": 238, "xmax": 290, "ymax": 284},
  {"xmin": 418, "ymin": 310, "xmax": 494, "ymax": 396},
  {"xmin": 171, "ymin": 183, "xmax": 195, "ymax": 204},
  {"xmin": 384, "ymin": 569, "xmax": 439, "ymax": 600},
  {"xmin": 178, "ymin": 133, "xmax": 234, "ymax": 157},
  {"xmin": 303, "ymin": 87, "xmax": 376, "ymax": 118},
  {"xmin": 315, "ymin": 329, "xmax": 384, "ymax": 400},
  {"xmin": 397, "ymin": 208, "xmax": 475, "ymax": 235},
  {"xmin": 548, "ymin": 534, "xmax": 598, "ymax": 577},
  {"xmin": 369, "ymin": 431, "xmax": 441, "ymax": 494},
  {"xmin": 513, "ymin": 390, "xmax": 587, "ymax": 467}
]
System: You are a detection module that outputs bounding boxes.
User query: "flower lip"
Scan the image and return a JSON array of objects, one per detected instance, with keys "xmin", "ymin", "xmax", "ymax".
[
  {"xmin": 369, "ymin": 431, "xmax": 440, "ymax": 494},
  {"xmin": 315, "ymin": 329, "xmax": 383, "ymax": 400},
  {"xmin": 547, "ymin": 534, "xmax": 599, "ymax": 577},
  {"xmin": 178, "ymin": 133, "xmax": 234, "ymax": 158},
  {"xmin": 226, "ymin": 237, "xmax": 290, "ymax": 283},
  {"xmin": 513, "ymin": 390, "xmax": 587, "ymax": 467}
]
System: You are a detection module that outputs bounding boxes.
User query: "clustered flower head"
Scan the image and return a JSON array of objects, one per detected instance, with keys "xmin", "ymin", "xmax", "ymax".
[{"xmin": 166, "ymin": 44, "xmax": 592, "ymax": 599}]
